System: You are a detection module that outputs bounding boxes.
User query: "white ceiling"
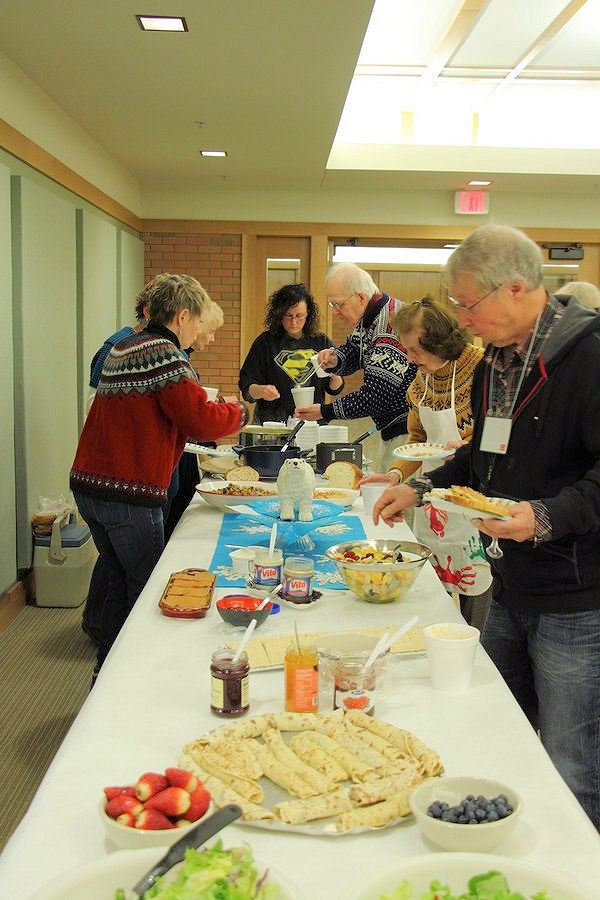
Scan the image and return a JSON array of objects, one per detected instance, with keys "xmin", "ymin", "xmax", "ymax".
[{"xmin": 1, "ymin": 0, "xmax": 600, "ymax": 200}]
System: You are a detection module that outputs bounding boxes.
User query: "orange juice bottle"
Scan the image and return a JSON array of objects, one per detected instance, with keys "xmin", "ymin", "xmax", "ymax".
[{"xmin": 284, "ymin": 642, "xmax": 319, "ymax": 712}]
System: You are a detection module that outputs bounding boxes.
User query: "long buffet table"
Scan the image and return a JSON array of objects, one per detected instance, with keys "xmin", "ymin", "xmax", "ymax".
[{"xmin": 1, "ymin": 495, "xmax": 599, "ymax": 899}]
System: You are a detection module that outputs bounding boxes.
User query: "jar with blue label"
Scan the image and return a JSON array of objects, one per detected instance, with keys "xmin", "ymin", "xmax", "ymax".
[
  {"xmin": 253, "ymin": 548, "xmax": 283, "ymax": 587},
  {"xmin": 282, "ymin": 556, "xmax": 314, "ymax": 603}
]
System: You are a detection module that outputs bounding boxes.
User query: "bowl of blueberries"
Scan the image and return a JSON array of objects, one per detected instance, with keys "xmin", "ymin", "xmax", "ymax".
[{"xmin": 409, "ymin": 776, "xmax": 522, "ymax": 852}]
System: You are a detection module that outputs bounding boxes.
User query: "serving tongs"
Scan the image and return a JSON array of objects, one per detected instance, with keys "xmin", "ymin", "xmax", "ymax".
[
  {"xmin": 280, "ymin": 419, "xmax": 305, "ymax": 454},
  {"xmin": 131, "ymin": 803, "xmax": 242, "ymax": 897}
]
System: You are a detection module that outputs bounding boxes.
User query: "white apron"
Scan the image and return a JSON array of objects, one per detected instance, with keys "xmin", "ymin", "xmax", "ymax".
[{"xmin": 412, "ymin": 364, "xmax": 492, "ymax": 596}]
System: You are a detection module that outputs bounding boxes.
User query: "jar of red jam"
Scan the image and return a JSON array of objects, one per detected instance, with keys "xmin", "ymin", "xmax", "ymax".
[{"xmin": 210, "ymin": 648, "xmax": 250, "ymax": 717}]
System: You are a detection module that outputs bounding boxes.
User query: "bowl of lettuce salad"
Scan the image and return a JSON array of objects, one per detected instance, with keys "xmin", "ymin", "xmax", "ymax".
[
  {"xmin": 346, "ymin": 853, "xmax": 589, "ymax": 900},
  {"xmin": 27, "ymin": 840, "xmax": 303, "ymax": 900}
]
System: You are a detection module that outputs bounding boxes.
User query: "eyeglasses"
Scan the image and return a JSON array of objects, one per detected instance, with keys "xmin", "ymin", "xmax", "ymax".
[
  {"xmin": 448, "ymin": 285, "xmax": 499, "ymax": 313},
  {"xmin": 328, "ymin": 291, "xmax": 358, "ymax": 310},
  {"xmin": 282, "ymin": 312, "xmax": 307, "ymax": 322}
]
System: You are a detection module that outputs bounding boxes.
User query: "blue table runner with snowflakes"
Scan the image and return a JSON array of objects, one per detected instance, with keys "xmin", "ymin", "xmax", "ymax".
[{"xmin": 209, "ymin": 499, "xmax": 367, "ymax": 589}]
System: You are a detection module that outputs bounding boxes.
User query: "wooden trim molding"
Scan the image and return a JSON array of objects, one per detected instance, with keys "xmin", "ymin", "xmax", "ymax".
[
  {"xmin": 0, "ymin": 117, "xmax": 142, "ymax": 232},
  {"xmin": 0, "ymin": 580, "xmax": 27, "ymax": 635}
]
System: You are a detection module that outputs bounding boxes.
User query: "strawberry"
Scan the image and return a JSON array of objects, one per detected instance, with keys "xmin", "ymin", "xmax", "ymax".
[
  {"xmin": 103, "ymin": 785, "xmax": 136, "ymax": 800},
  {"xmin": 116, "ymin": 812, "xmax": 136, "ymax": 828},
  {"xmin": 135, "ymin": 771, "xmax": 168, "ymax": 802},
  {"xmin": 105, "ymin": 794, "xmax": 144, "ymax": 819},
  {"xmin": 165, "ymin": 767, "xmax": 198, "ymax": 793},
  {"xmin": 145, "ymin": 786, "xmax": 191, "ymax": 817},
  {"xmin": 182, "ymin": 784, "xmax": 211, "ymax": 822},
  {"xmin": 135, "ymin": 808, "xmax": 174, "ymax": 830}
]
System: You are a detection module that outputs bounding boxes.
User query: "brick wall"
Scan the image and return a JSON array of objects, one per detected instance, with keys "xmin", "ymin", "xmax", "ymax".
[{"xmin": 142, "ymin": 232, "xmax": 242, "ymax": 396}]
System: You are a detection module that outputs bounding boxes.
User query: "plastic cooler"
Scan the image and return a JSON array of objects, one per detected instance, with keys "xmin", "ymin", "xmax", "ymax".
[{"xmin": 33, "ymin": 523, "xmax": 96, "ymax": 608}]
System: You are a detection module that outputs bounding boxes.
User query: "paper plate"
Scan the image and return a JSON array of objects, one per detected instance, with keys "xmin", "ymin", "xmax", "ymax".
[
  {"xmin": 424, "ymin": 490, "xmax": 514, "ymax": 521},
  {"xmin": 393, "ymin": 442, "xmax": 455, "ymax": 462}
]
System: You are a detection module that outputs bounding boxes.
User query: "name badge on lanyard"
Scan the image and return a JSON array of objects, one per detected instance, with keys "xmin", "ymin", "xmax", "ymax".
[{"xmin": 480, "ymin": 415, "xmax": 512, "ymax": 455}]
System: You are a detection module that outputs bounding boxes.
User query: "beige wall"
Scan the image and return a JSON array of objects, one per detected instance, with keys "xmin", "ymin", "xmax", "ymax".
[{"xmin": 0, "ymin": 162, "xmax": 16, "ymax": 592}]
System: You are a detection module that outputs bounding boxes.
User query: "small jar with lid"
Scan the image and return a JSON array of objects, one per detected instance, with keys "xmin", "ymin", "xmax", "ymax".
[
  {"xmin": 333, "ymin": 659, "xmax": 377, "ymax": 716},
  {"xmin": 282, "ymin": 556, "xmax": 314, "ymax": 603},
  {"xmin": 253, "ymin": 547, "xmax": 283, "ymax": 587},
  {"xmin": 284, "ymin": 642, "xmax": 319, "ymax": 713},
  {"xmin": 210, "ymin": 648, "xmax": 250, "ymax": 717}
]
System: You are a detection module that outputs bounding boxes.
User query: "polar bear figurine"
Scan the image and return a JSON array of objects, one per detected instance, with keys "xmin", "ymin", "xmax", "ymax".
[{"xmin": 277, "ymin": 458, "xmax": 315, "ymax": 522}]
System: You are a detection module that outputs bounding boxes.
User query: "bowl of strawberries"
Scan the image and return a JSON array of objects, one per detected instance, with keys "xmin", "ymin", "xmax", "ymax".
[{"xmin": 100, "ymin": 766, "xmax": 212, "ymax": 850}]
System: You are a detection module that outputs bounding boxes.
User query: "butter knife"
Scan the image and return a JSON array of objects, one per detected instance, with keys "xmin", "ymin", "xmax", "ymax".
[{"xmin": 131, "ymin": 803, "xmax": 242, "ymax": 897}]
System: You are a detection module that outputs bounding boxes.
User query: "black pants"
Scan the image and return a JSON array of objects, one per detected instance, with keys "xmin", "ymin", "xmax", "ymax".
[{"xmin": 163, "ymin": 452, "xmax": 201, "ymax": 541}]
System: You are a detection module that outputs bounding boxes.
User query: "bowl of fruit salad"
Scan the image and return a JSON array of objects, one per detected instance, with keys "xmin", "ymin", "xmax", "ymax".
[
  {"xmin": 409, "ymin": 776, "xmax": 522, "ymax": 852},
  {"xmin": 326, "ymin": 540, "xmax": 431, "ymax": 603},
  {"xmin": 100, "ymin": 767, "xmax": 212, "ymax": 850}
]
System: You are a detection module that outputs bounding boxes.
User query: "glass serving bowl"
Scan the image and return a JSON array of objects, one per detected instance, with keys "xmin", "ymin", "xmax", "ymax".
[{"xmin": 325, "ymin": 539, "xmax": 431, "ymax": 603}]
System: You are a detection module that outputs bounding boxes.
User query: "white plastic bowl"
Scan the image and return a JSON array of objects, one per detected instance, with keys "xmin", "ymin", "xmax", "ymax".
[
  {"xmin": 99, "ymin": 797, "xmax": 201, "ymax": 850},
  {"xmin": 29, "ymin": 846, "xmax": 305, "ymax": 900},
  {"xmin": 409, "ymin": 776, "xmax": 522, "ymax": 852}
]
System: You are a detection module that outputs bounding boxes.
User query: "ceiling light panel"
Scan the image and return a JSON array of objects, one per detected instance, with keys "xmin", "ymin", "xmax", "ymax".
[
  {"xmin": 451, "ymin": 0, "xmax": 568, "ymax": 68},
  {"xmin": 333, "ymin": 246, "xmax": 454, "ymax": 265},
  {"xmin": 200, "ymin": 150, "xmax": 227, "ymax": 157},
  {"xmin": 136, "ymin": 15, "xmax": 187, "ymax": 32},
  {"xmin": 358, "ymin": 0, "xmax": 460, "ymax": 67},
  {"xmin": 535, "ymin": 2, "xmax": 600, "ymax": 68},
  {"xmin": 335, "ymin": 76, "xmax": 421, "ymax": 143}
]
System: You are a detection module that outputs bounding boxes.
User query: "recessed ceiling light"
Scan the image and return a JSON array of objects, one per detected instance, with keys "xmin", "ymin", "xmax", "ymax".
[
  {"xmin": 443, "ymin": 244, "xmax": 460, "ymax": 249},
  {"xmin": 136, "ymin": 15, "xmax": 187, "ymax": 32},
  {"xmin": 200, "ymin": 150, "xmax": 227, "ymax": 158},
  {"xmin": 468, "ymin": 180, "xmax": 492, "ymax": 186}
]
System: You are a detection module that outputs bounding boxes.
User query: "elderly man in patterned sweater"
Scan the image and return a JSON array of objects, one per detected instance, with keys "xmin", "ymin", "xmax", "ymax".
[{"xmin": 295, "ymin": 263, "xmax": 417, "ymax": 471}]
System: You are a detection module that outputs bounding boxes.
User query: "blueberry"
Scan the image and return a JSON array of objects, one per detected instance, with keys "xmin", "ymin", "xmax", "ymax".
[
  {"xmin": 428, "ymin": 802, "xmax": 442, "ymax": 818},
  {"xmin": 486, "ymin": 809, "xmax": 499, "ymax": 822},
  {"xmin": 468, "ymin": 817, "xmax": 478, "ymax": 824},
  {"xmin": 441, "ymin": 810, "xmax": 457, "ymax": 823},
  {"xmin": 465, "ymin": 794, "xmax": 475, "ymax": 801},
  {"xmin": 475, "ymin": 807, "xmax": 487, "ymax": 821}
]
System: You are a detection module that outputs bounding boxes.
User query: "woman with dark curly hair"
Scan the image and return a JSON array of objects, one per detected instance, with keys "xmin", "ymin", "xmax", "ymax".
[{"xmin": 239, "ymin": 283, "xmax": 344, "ymax": 424}]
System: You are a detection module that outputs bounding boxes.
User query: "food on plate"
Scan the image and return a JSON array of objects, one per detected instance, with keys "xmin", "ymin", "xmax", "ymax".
[
  {"xmin": 313, "ymin": 487, "xmax": 354, "ymax": 501},
  {"xmin": 102, "ymin": 767, "xmax": 211, "ymax": 831},
  {"xmin": 158, "ymin": 569, "xmax": 216, "ymax": 618},
  {"xmin": 323, "ymin": 460, "xmax": 363, "ymax": 489},
  {"xmin": 115, "ymin": 839, "xmax": 283, "ymax": 899},
  {"xmin": 427, "ymin": 792, "xmax": 514, "ymax": 824},
  {"xmin": 209, "ymin": 483, "xmax": 276, "ymax": 497},
  {"xmin": 225, "ymin": 465, "xmax": 260, "ymax": 482},
  {"xmin": 199, "ymin": 456, "xmax": 239, "ymax": 475},
  {"xmin": 178, "ymin": 711, "xmax": 442, "ymax": 833},
  {"xmin": 446, "ymin": 486, "xmax": 513, "ymax": 517},
  {"xmin": 378, "ymin": 870, "xmax": 551, "ymax": 899},
  {"xmin": 334, "ymin": 545, "xmax": 401, "ymax": 564}
]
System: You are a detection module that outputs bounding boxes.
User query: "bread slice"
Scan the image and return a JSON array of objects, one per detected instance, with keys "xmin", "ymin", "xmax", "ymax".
[
  {"xmin": 447, "ymin": 485, "xmax": 511, "ymax": 517},
  {"xmin": 324, "ymin": 461, "xmax": 363, "ymax": 490},
  {"xmin": 225, "ymin": 465, "xmax": 259, "ymax": 482}
]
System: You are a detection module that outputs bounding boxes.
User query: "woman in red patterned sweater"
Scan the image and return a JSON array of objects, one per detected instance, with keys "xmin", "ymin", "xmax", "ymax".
[{"xmin": 70, "ymin": 273, "xmax": 246, "ymax": 680}]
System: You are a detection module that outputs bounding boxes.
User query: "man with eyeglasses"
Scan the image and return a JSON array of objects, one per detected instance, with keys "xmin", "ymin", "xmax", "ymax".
[
  {"xmin": 294, "ymin": 262, "xmax": 417, "ymax": 472},
  {"xmin": 372, "ymin": 224, "xmax": 600, "ymax": 830}
]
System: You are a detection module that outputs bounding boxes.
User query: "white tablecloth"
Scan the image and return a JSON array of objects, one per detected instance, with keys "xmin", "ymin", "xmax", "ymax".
[{"xmin": 1, "ymin": 497, "xmax": 599, "ymax": 898}]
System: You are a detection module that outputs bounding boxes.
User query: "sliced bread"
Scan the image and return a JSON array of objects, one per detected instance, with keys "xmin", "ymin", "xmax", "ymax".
[
  {"xmin": 324, "ymin": 461, "xmax": 363, "ymax": 490},
  {"xmin": 225, "ymin": 465, "xmax": 259, "ymax": 482}
]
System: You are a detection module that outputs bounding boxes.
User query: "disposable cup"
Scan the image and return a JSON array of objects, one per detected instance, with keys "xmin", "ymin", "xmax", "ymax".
[
  {"xmin": 423, "ymin": 622, "xmax": 480, "ymax": 692},
  {"xmin": 291, "ymin": 386, "xmax": 315, "ymax": 407},
  {"xmin": 229, "ymin": 547, "xmax": 258, "ymax": 576},
  {"xmin": 361, "ymin": 482, "xmax": 388, "ymax": 517},
  {"xmin": 203, "ymin": 386, "xmax": 219, "ymax": 401},
  {"xmin": 310, "ymin": 353, "xmax": 329, "ymax": 378}
]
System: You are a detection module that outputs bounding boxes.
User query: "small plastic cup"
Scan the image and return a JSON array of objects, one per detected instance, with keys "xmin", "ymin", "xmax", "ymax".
[
  {"xmin": 361, "ymin": 483, "xmax": 388, "ymax": 517},
  {"xmin": 310, "ymin": 353, "xmax": 329, "ymax": 378},
  {"xmin": 229, "ymin": 547, "xmax": 257, "ymax": 576},
  {"xmin": 423, "ymin": 622, "xmax": 480, "ymax": 692},
  {"xmin": 291, "ymin": 386, "xmax": 315, "ymax": 407},
  {"xmin": 203, "ymin": 386, "xmax": 219, "ymax": 401}
]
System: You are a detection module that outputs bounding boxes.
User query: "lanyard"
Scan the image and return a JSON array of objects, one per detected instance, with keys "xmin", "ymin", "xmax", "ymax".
[{"xmin": 487, "ymin": 313, "xmax": 541, "ymax": 419}]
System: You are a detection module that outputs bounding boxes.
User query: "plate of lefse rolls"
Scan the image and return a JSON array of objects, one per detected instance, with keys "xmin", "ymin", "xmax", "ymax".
[
  {"xmin": 179, "ymin": 709, "xmax": 443, "ymax": 836},
  {"xmin": 424, "ymin": 486, "xmax": 515, "ymax": 521}
]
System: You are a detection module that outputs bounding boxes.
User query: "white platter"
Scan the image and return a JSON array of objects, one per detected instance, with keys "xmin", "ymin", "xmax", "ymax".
[
  {"xmin": 347, "ymin": 852, "xmax": 589, "ymax": 900},
  {"xmin": 184, "ymin": 442, "xmax": 237, "ymax": 457},
  {"xmin": 28, "ymin": 847, "xmax": 304, "ymax": 900},
  {"xmin": 393, "ymin": 442, "xmax": 455, "ymax": 462},
  {"xmin": 424, "ymin": 489, "xmax": 514, "ymax": 521},
  {"xmin": 313, "ymin": 488, "xmax": 359, "ymax": 508},
  {"xmin": 195, "ymin": 480, "xmax": 278, "ymax": 509}
]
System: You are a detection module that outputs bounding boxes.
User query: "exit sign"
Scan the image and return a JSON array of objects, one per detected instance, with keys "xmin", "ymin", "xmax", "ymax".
[{"xmin": 455, "ymin": 191, "xmax": 489, "ymax": 215}]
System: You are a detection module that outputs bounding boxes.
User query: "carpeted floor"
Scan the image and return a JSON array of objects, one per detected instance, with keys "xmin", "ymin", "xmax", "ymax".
[{"xmin": 0, "ymin": 604, "xmax": 96, "ymax": 850}]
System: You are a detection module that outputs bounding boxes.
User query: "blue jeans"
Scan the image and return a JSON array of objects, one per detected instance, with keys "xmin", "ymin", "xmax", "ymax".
[
  {"xmin": 73, "ymin": 492, "xmax": 164, "ymax": 671},
  {"xmin": 483, "ymin": 602, "xmax": 600, "ymax": 829}
]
